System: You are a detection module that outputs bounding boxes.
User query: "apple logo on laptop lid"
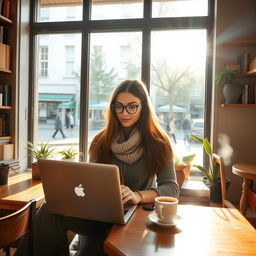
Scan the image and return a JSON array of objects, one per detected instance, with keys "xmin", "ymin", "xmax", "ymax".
[{"xmin": 74, "ymin": 184, "xmax": 85, "ymax": 197}]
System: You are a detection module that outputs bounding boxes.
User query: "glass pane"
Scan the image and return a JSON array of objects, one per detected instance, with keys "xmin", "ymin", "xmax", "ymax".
[
  {"xmin": 152, "ymin": 0, "xmax": 208, "ymax": 18},
  {"xmin": 91, "ymin": 0, "xmax": 143, "ymax": 20},
  {"xmin": 88, "ymin": 32, "xmax": 142, "ymax": 144},
  {"xmin": 35, "ymin": 34, "xmax": 81, "ymax": 159},
  {"xmin": 150, "ymin": 30, "xmax": 207, "ymax": 166},
  {"xmin": 37, "ymin": 0, "xmax": 82, "ymax": 22}
]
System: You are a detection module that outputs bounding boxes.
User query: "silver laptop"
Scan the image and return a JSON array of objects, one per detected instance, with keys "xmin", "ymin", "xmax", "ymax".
[{"xmin": 38, "ymin": 159, "xmax": 136, "ymax": 224}]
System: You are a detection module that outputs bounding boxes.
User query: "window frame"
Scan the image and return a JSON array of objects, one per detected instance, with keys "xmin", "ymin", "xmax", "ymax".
[{"xmin": 28, "ymin": 0, "xmax": 214, "ymax": 163}]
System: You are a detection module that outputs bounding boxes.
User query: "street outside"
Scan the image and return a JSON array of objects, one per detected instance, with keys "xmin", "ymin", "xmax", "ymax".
[{"xmin": 37, "ymin": 123, "xmax": 203, "ymax": 165}]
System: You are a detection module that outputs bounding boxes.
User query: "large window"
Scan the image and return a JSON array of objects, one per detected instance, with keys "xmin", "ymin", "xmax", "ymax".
[
  {"xmin": 152, "ymin": 0, "xmax": 208, "ymax": 17},
  {"xmin": 91, "ymin": 0, "xmax": 143, "ymax": 20},
  {"xmin": 151, "ymin": 30, "xmax": 206, "ymax": 164},
  {"xmin": 30, "ymin": 0, "xmax": 213, "ymax": 167},
  {"xmin": 88, "ymin": 32, "xmax": 142, "ymax": 143},
  {"xmin": 35, "ymin": 34, "xmax": 81, "ymax": 157}
]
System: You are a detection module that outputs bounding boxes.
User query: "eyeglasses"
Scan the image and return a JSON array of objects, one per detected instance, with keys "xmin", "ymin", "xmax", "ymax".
[{"xmin": 112, "ymin": 103, "xmax": 141, "ymax": 114}]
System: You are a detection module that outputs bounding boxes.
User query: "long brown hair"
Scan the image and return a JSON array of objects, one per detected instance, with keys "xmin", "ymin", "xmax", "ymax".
[{"xmin": 89, "ymin": 80, "xmax": 173, "ymax": 176}]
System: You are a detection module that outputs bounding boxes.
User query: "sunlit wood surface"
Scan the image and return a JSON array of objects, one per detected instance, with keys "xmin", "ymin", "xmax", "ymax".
[
  {"xmin": 104, "ymin": 205, "xmax": 256, "ymax": 256},
  {"xmin": 0, "ymin": 173, "xmax": 44, "ymax": 210}
]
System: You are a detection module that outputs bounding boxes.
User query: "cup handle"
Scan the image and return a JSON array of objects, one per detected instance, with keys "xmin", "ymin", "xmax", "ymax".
[{"xmin": 158, "ymin": 205, "xmax": 164, "ymax": 219}]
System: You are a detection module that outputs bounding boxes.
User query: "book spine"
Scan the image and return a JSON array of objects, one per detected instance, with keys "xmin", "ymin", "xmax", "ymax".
[
  {"xmin": 0, "ymin": 0, "xmax": 3, "ymax": 16},
  {"xmin": 244, "ymin": 84, "xmax": 249, "ymax": 104},
  {"xmin": 3, "ymin": 84, "xmax": 11, "ymax": 106},
  {"xmin": 2, "ymin": 0, "xmax": 10, "ymax": 18},
  {"xmin": 254, "ymin": 84, "xmax": 256, "ymax": 104},
  {"xmin": 249, "ymin": 84, "xmax": 254, "ymax": 104}
]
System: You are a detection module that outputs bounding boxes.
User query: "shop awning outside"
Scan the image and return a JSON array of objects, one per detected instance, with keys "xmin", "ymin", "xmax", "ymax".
[
  {"xmin": 89, "ymin": 101, "xmax": 109, "ymax": 110},
  {"xmin": 157, "ymin": 105, "xmax": 186, "ymax": 113},
  {"xmin": 58, "ymin": 101, "xmax": 76, "ymax": 109},
  {"xmin": 39, "ymin": 93, "xmax": 74, "ymax": 101}
]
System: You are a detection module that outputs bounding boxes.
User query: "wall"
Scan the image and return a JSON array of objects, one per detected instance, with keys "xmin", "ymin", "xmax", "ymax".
[{"xmin": 213, "ymin": 0, "xmax": 256, "ymax": 201}]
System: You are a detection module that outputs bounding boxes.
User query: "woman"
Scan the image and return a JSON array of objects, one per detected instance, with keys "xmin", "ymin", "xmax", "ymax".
[{"xmin": 15, "ymin": 80, "xmax": 179, "ymax": 256}]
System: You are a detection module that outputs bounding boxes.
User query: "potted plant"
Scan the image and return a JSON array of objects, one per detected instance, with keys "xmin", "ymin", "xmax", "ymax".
[
  {"xmin": 215, "ymin": 66, "xmax": 241, "ymax": 104},
  {"xmin": 191, "ymin": 135, "xmax": 230, "ymax": 202},
  {"xmin": 58, "ymin": 147, "xmax": 83, "ymax": 161},
  {"xmin": 27, "ymin": 141, "xmax": 55, "ymax": 179},
  {"xmin": 175, "ymin": 153, "xmax": 196, "ymax": 180}
]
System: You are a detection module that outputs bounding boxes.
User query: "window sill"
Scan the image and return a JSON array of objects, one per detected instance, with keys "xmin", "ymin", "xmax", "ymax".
[{"xmin": 179, "ymin": 177, "xmax": 210, "ymax": 205}]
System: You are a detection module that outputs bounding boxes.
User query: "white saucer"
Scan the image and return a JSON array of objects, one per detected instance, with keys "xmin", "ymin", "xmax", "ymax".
[{"xmin": 148, "ymin": 212, "xmax": 181, "ymax": 227}]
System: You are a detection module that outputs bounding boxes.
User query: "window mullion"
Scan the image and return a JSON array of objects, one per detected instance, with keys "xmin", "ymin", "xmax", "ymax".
[{"xmin": 79, "ymin": 32, "xmax": 90, "ymax": 160}]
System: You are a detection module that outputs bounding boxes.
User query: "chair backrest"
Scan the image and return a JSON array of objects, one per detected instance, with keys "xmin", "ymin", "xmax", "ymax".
[
  {"xmin": 0, "ymin": 199, "xmax": 36, "ymax": 254},
  {"xmin": 212, "ymin": 153, "xmax": 235, "ymax": 209}
]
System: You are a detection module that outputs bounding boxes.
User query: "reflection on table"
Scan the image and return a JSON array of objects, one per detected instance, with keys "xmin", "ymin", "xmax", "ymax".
[
  {"xmin": 0, "ymin": 173, "xmax": 44, "ymax": 210},
  {"xmin": 104, "ymin": 205, "xmax": 256, "ymax": 256}
]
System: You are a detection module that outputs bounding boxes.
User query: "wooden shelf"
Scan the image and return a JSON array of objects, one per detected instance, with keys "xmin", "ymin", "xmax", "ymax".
[
  {"xmin": 0, "ymin": 106, "xmax": 12, "ymax": 110},
  {"xmin": 221, "ymin": 40, "xmax": 256, "ymax": 47},
  {"xmin": 0, "ymin": 68, "xmax": 12, "ymax": 73},
  {"xmin": 0, "ymin": 15, "xmax": 12, "ymax": 24},
  {"xmin": 243, "ymin": 68, "xmax": 256, "ymax": 76},
  {"xmin": 0, "ymin": 136, "xmax": 11, "ymax": 141},
  {"xmin": 221, "ymin": 104, "xmax": 256, "ymax": 108}
]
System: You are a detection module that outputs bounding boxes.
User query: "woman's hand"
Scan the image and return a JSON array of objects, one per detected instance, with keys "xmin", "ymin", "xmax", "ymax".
[{"xmin": 120, "ymin": 185, "xmax": 142, "ymax": 205}]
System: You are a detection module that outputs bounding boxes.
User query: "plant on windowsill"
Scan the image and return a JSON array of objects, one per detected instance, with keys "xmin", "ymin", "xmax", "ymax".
[
  {"xmin": 58, "ymin": 147, "xmax": 83, "ymax": 161},
  {"xmin": 174, "ymin": 153, "xmax": 196, "ymax": 187},
  {"xmin": 215, "ymin": 66, "xmax": 241, "ymax": 104},
  {"xmin": 191, "ymin": 135, "xmax": 230, "ymax": 202},
  {"xmin": 26, "ymin": 141, "xmax": 55, "ymax": 180}
]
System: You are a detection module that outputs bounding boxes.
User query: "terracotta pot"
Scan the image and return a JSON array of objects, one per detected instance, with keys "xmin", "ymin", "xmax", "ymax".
[
  {"xmin": 183, "ymin": 164, "xmax": 191, "ymax": 180},
  {"xmin": 175, "ymin": 165, "xmax": 186, "ymax": 187},
  {"xmin": 32, "ymin": 162, "xmax": 41, "ymax": 180}
]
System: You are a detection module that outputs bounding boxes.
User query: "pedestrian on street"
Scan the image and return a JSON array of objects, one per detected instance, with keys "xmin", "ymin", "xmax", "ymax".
[{"xmin": 52, "ymin": 110, "xmax": 66, "ymax": 139}]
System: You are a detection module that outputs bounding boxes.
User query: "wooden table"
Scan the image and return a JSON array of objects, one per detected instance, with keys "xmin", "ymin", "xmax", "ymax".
[
  {"xmin": 232, "ymin": 163, "xmax": 256, "ymax": 215},
  {"xmin": 0, "ymin": 173, "xmax": 44, "ymax": 210},
  {"xmin": 104, "ymin": 205, "xmax": 256, "ymax": 256}
]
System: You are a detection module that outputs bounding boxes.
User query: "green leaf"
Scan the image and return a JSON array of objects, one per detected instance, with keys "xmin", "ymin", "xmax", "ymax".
[
  {"xmin": 58, "ymin": 147, "xmax": 83, "ymax": 159},
  {"xmin": 215, "ymin": 66, "xmax": 240, "ymax": 85},
  {"xmin": 203, "ymin": 138, "xmax": 212, "ymax": 156},
  {"xmin": 26, "ymin": 141, "xmax": 55, "ymax": 160},
  {"xmin": 182, "ymin": 153, "xmax": 196, "ymax": 163},
  {"xmin": 191, "ymin": 135, "xmax": 203, "ymax": 144},
  {"xmin": 192, "ymin": 164, "xmax": 212, "ymax": 181}
]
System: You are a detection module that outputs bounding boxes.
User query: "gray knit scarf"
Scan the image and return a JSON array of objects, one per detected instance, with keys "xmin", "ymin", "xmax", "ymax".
[{"xmin": 111, "ymin": 129, "xmax": 144, "ymax": 165}]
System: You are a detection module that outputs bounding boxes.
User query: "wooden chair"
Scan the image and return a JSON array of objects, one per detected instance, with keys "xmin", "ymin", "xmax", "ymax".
[
  {"xmin": 212, "ymin": 153, "xmax": 236, "ymax": 209},
  {"xmin": 0, "ymin": 200, "xmax": 36, "ymax": 256}
]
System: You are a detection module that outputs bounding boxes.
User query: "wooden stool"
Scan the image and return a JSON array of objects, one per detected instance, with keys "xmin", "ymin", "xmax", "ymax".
[{"xmin": 232, "ymin": 163, "xmax": 256, "ymax": 216}]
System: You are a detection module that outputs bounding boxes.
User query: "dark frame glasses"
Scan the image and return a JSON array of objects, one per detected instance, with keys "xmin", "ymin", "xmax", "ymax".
[{"xmin": 111, "ymin": 103, "xmax": 142, "ymax": 114}]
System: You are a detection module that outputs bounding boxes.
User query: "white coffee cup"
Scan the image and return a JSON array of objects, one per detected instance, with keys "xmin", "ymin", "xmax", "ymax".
[{"xmin": 155, "ymin": 196, "xmax": 178, "ymax": 224}]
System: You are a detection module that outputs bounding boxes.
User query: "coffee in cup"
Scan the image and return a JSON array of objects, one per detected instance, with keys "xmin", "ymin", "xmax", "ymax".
[{"xmin": 154, "ymin": 196, "xmax": 178, "ymax": 224}]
